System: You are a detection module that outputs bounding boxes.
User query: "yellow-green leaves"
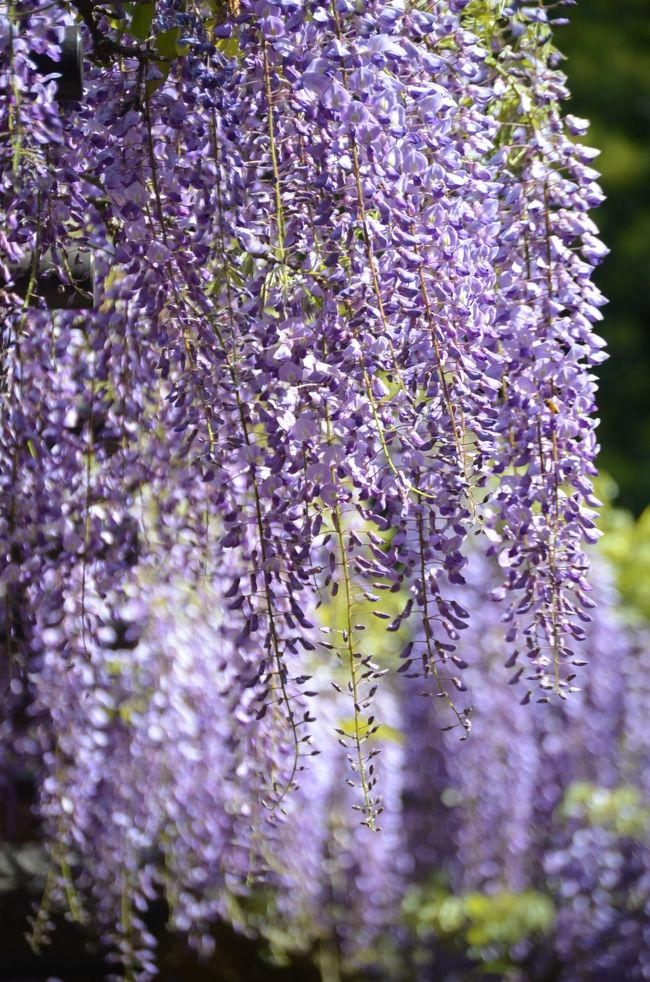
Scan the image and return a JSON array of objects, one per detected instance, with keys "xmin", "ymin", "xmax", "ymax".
[
  {"xmin": 126, "ymin": 1, "xmax": 156, "ymax": 41},
  {"xmin": 404, "ymin": 884, "xmax": 555, "ymax": 967},
  {"xmin": 560, "ymin": 782, "xmax": 650, "ymax": 838}
]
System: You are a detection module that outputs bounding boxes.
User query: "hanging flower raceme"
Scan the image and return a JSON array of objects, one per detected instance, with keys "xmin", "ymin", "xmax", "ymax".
[
  {"xmin": 0, "ymin": 0, "xmax": 611, "ymax": 975},
  {"xmin": 478, "ymin": 3, "xmax": 608, "ymax": 699}
]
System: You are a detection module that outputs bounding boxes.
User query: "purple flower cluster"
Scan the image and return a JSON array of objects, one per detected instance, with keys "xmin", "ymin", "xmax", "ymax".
[
  {"xmin": 483, "ymin": 4, "xmax": 608, "ymax": 698},
  {"xmin": 403, "ymin": 549, "xmax": 650, "ymax": 979},
  {"xmin": 0, "ymin": 0, "xmax": 613, "ymax": 975},
  {"xmin": 272, "ymin": 674, "xmax": 405, "ymax": 976}
]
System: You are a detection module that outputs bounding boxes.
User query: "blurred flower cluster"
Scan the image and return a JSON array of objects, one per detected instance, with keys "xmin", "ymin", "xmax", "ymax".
[{"xmin": 401, "ymin": 530, "xmax": 650, "ymax": 981}]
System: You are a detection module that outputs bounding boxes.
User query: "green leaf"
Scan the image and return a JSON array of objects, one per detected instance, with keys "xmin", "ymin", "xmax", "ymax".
[
  {"xmin": 335, "ymin": 717, "xmax": 404, "ymax": 744},
  {"xmin": 129, "ymin": 1, "xmax": 156, "ymax": 41},
  {"xmin": 145, "ymin": 27, "xmax": 182, "ymax": 97},
  {"xmin": 154, "ymin": 26, "xmax": 181, "ymax": 60},
  {"xmin": 216, "ymin": 36, "xmax": 242, "ymax": 59}
]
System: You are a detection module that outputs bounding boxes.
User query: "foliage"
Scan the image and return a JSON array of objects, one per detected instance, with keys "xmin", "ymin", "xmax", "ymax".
[
  {"xmin": 597, "ymin": 475, "xmax": 650, "ymax": 621},
  {"xmin": 403, "ymin": 885, "xmax": 556, "ymax": 969},
  {"xmin": 561, "ymin": 0, "xmax": 650, "ymax": 514},
  {"xmin": 559, "ymin": 781, "xmax": 650, "ymax": 838}
]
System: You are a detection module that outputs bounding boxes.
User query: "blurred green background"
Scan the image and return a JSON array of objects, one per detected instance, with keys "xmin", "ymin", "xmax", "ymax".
[{"xmin": 561, "ymin": 0, "xmax": 650, "ymax": 515}]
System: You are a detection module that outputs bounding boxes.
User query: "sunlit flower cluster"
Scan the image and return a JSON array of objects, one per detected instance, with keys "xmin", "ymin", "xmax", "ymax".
[{"xmin": 0, "ymin": 0, "xmax": 612, "ymax": 976}]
